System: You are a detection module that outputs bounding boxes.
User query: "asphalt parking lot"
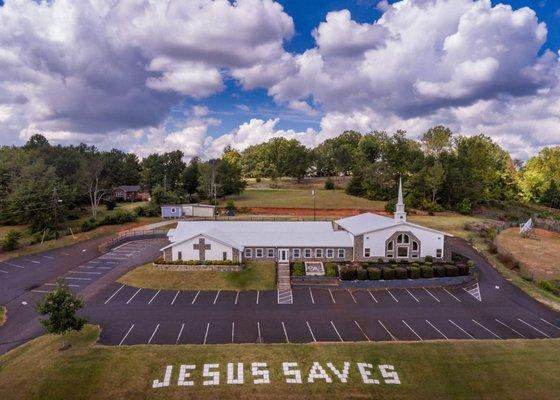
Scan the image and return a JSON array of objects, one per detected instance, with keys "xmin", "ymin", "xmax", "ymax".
[{"xmin": 85, "ymin": 283, "xmax": 560, "ymax": 346}]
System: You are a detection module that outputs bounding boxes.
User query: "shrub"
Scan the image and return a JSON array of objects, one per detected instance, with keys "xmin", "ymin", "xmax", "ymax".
[
  {"xmin": 409, "ymin": 266, "xmax": 420, "ymax": 279},
  {"xmin": 292, "ymin": 261, "xmax": 305, "ymax": 277},
  {"xmin": 445, "ymin": 265, "xmax": 459, "ymax": 277},
  {"xmin": 324, "ymin": 262, "xmax": 338, "ymax": 277},
  {"xmin": 1, "ymin": 230, "xmax": 22, "ymax": 251},
  {"xmin": 424, "ymin": 255, "xmax": 434, "ymax": 263},
  {"xmin": 80, "ymin": 218, "xmax": 98, "ymax": 232},
  {"xmin": 434, "ymin": 265, "xmax": 446, "ymax": 278},
  {"xmin": 255, "ymin": 177, "xmax": 262, "ymax": 183},
  {"xmin": 154, "ymin": 258, "xmax": 240, "ymax": 266},
  {"xmin": 424, "ymin": 262, "xmax": 433, "ymax": 267},
  {"xmin": 420, "ymin": 265, "xmax": 434, "ymax": 278},
  {"xmin": 467, "ymin": 260, "xmax": 475, "ymax": 268},
  {"xmin": 457, "ymin": 198, "xmax": 472, "ymax": 215},
  {"xmin": 225, "ymin": 200, "xmax": 237, "ymax": 212},
  {"xmin": 377, "ymin": 258, "xmax": 384, "ymax": 263},
  {"xmin": 105, "ymin": 197, "xmax": 117, "ymax": 211},
  {"xmin": 538, "ymin": 280, "xmax": 560, "ymax": 296},
  {"xmin": 324, "ymin": 177, "xmax": 335, "ymax": 190},
  {"xmin": 357, "ymin": 268, "xmax": 368, "ymax": 280},
  {"xmin": 411, "ymin": 262, "xmax": 420, "ymax": 268},
  {"xmin": 340, "ymin": 266, "xmax": 357, "ymax": 281},
  {"xmin": 395, "ymin": 267, "xmax": 407, "ymax": 279},
  {"xmin": 381, "ymin": 267, "xmax": 395, "ymax": 280},
  {"xmin": 457, "ymin": 264, "xmax": 469, "ymax": 276},
  {"xmin": 367, "ymin": 267, "xmax": 381, "ymax": 280},
  {"xmin": 100, "ymin": 210, "xmax": 137, "ymax": 225},
  {"xmin": 390, "ymin": 259, "xmax": 397, "ymax": 265}
]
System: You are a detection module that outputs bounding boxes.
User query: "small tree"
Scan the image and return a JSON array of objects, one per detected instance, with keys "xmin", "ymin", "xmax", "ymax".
[
  {"xmin": 324, "ymin": 177, "xmax": 335, "ymax": 190},
  {"xmin": 36, "ymin": 279, "xmax": 87, "ymax": 350},
  {"xmin": 225, "ymin": 200, "xmax": 237, "ymax": 212},
  {"xmin": 1, "ymin": 230, "xmax": 22, "ymax": 251}
]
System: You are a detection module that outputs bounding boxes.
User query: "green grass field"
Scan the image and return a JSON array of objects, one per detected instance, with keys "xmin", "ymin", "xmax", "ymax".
[
  {"xmin": 117, "ymin": 261, "xmax": 277, "ymax": 291},
  {"xmin": 0, "ymin": 325, "xmax": 559, "ymax": 400},
  {"xmin": 222, "ymin": 189, "xmax": 386, "ymax": 211}
]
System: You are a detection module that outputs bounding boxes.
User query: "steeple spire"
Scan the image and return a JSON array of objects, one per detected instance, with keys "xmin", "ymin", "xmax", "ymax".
[{"xmin": 394, "ymin": 176, "xmax": 407, "ymax": 222}]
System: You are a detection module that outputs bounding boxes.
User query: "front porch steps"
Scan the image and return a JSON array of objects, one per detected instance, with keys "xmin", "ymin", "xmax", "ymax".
[{"xmin": 277, "ymin": 262, "xmax": 293, "ymax": 304}]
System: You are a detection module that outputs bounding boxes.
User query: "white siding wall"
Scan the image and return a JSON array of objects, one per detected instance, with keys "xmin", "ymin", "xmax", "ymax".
[
  {"xmin": 362, "ymin": 225, "xmax": 444, "ymax": 258},
  {"xmin": 193, "ymin": 206, "xmax": 215, "ymax": 217},
  {"xmin": 171, "ymin": 235, "xmax": 233, "ymax": 261}
]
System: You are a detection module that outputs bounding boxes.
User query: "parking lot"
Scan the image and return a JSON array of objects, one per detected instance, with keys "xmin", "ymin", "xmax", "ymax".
[{"xmin": 86, "ymin": 283, "xmax": 560, "ymax": 346}]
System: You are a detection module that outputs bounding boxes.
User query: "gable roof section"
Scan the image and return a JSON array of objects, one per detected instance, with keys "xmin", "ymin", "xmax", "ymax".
[
  {"xmin": 362, "ymin": 220, "xmax": 448, "ymax": 236},
  {"xmin": 161, "ymin": 229, "xmax": 242, "ymax": 251},
  {"xmin": 334, "ymin": 213, "xmax": 397, "ymax": 235},
  {"xmin": 116, "ymin": 185, "xmax": 141, "ymax": 192}
]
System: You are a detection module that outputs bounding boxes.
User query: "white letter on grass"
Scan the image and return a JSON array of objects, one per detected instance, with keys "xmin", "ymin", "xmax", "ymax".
[
  {"xmin": 307, "ymin": 362, "xmax": 332, "ymax": 383},
  {"xmin": 152, "ymin": 365, "xmax": 173, "ymax": 388},
  {"xmin": 283, "ymin": 362, "xmax": 302, "ymax": 384},
  {"xmin": 379, "ymin": 364, "xmax": 401, "ymax": 384},
  {"xmin": 357, "ymin": 363, "xmax": 379, "ymax": 384},
  {"xmin": 227, "ymin": 362, "xmax": 244, "ymax": 384},
  {"xmin": 327, "ymin": 362, "xmax": 350, "ymax": 383},
  {"xmin": 178, "ymin": 364, "xmax": 196, "ymax": 386},
  {"xmin": 251, "ymin": 362, "xmax": 270, "ymax": 384},
  {"xmin": 203, "ymin": 363, "xmax": 220, "ymax": 386}
]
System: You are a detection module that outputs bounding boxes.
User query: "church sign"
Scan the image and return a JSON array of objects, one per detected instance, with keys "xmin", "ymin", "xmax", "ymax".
[{"xmin": 152, "ymin": 362, "xmax": 401, "ymax": 388}]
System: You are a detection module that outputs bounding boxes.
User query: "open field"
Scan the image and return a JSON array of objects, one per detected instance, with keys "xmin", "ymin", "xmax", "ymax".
[
  {"xmin": 408, "ymin": 214, "xmax": 484, "ymax": 239},
  {"xmin": 1, "ymin": 325, "xmax": 559, "ymax": 400},
  {"xmin": 495, "ymin": 228, "xmax": 560, "ymax": 280},
  {"xmin": 222, "ymin": 189, "xmax": 386, "ymax": 211},
  {"xmin": 118, "ymin": 261, "xmax": 277, "ymax": 291},
  {"xmin": 245, "ymin": 176, "xmax": 351, "ymax": 190}
]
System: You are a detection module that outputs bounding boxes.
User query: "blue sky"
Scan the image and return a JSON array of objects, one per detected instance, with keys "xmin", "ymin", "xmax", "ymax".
[{"xmin": 0, "ymin": 0, "xmax": 559, "ymax": 159}]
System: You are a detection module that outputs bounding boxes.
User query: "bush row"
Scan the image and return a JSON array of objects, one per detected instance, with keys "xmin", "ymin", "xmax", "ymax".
[
  {"xmin": 154, "ymin": 257, "xmax": 240, "ymax": 266},
  {"xmin": 340, "ymin": 264, "xmax": 469, "ymax": 281},
  {"xmin": 80, "ymin": 210, "xmax": 137, "ymax": 232}
]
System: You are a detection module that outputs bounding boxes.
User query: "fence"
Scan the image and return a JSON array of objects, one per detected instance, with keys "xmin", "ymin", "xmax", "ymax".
[{"xmin": 97, "ymin": 229, "xmax": 169, "ymax": 253}]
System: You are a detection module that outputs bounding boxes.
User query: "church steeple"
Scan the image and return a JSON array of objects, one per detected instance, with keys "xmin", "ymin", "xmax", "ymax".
[{"xmin": 394, "ymin": 176, "xmax": 407, "ymax": 222}]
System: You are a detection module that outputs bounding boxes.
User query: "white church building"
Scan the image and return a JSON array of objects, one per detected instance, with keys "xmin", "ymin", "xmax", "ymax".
[{"xmin": 161, "ymin": 179, "xmax": 448, "ymax": 263}]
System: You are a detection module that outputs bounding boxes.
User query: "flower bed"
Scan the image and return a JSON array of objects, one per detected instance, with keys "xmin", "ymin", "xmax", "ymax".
[{"xmin": 153, "ymin": 257, "xmax": 243, "ymax": 272}]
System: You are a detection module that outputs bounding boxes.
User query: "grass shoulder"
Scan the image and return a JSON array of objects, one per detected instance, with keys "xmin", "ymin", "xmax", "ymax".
[
  {"xmin": 117, "ymin": 260, "xmax": 276, "ymax": 291},
  {"xmin": 1, "ymin": 325, "xmax": 559, "ymax": 400},
  {"xmin": 0, "ymin": 306, "xmax": 5, "ymax": 326}
]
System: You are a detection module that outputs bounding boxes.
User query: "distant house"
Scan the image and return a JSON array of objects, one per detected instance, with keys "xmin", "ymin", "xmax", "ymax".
[
  {"xmin": 113, "ymin": 185, "xmax": 149, "ymax": 202},
  {"xmin": 161, "ymin": 203, "xmax": 216, "ymax": 218}
]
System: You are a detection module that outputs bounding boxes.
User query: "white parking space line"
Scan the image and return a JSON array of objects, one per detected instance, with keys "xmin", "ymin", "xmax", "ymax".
[
  {"xmin": 69, "ymin": 271, "xmax": 101, "ymax": 275},
  {"xmin": 119, "ymin": 324, "xmax": 135, "ymax": 346},
  {"xmin": 31, "ymin": 289, "xmax": 51, "ymax": 293},
  {"xmin": 282, "ymin": 321, "xmax": 290, "ymax": 343},
  {"xmin": 386, "ymin": 289, "xmax": 398, "ymax": 302},
  {"xmin": 257, "ymin": 322, "xmax": 262, "ymax": 343},
  {"xmin": 442, "ymin": 287, "xmax": 461, "ymax": 302},
  {"xmin": 45, "ymin": 283, "xmax": 79, "ymax": 288},
  {"xmin": 77, "ymin": 266, "xmax": 96, "ymax": 269},
  {"xmin": 64, "ymin": 277, "xmax": 91, "ymax": 281},
  {"xmin": 449, "ymin": 320, "xmax": 475, "ymax": 339},
  {"xmin": 330, "ymin": 321, "xmax": 344, "ymax": 342},
  {"xmin": 148, "ymin": 290, "xmax": 161, "ymax": 304},
  {"xmin": 88, "ymin": 261, "xmax": 101, "ymax": 264},
  {"xmin": 540, "ymin": 318, "xmax": 560, "ymax": 331},
  {"xmin": 30, "ymin": 260, "xmax": 40, "ymax": 264},
  {"xmin": 203, "ymin": 323, "xmax": 210, "ymax": 345},
  {"xmin": 191, "ymin": 291, "xmax": 200, "ymax": 304},
  {"xmin": 329, "ymin": 289, "xmax": 336, "ymax": 304},
  {"xmin": 97, "ymin": 267, "xmax": 111, "ymax": 270},
  {"xmin": 42, "ymin": 255, "xmax": 54, "ymax": 259},
  {"xmin": 495, "ymin": 319, "xmax": 526, "ymax": 338},
  {"xmin": 423, "ymin": 288, "xmax": 440, "ymax": 302},
  {"xmin": 306, "ymin": 321, "xmax": 317, "ymax": 342},
  {"xmin": 405, "ymin": 289, "xmax": 420, "ymax": 303},
  {"xmin": 105, "ymin": 285, "xmax": 125, "ymax": 304},
  {"xmin": 256, "ymin": 290, "xmax": 260, "ymax": 305},
  {"xmin": 472, "ymin": 319, "xmax": 502, "ymax": 339},
  {"xmin": 61, "ymin": 252, "xmax": 70, "ymax": 256},
  {"xmin": 213, "ymin": 290, "xmax": 221, "ymax": 305},
  {"xmin": 354, "ymin": 320, "xmax": 371, "ymax": 341},
  {"xmin": 0, "ymin": 269, "xmax": 7, "ymax": 274},
  {"xmin": 347, "ymin": 290, "xmax": 357, "ymax": 304},
  {"xmin": 176, "ymin": 323, "xmax": 185, "ymax": 344},
  {"xmin": 378, "ymin": 320, "xmax": 397, "ymax": 341},
  {"xmin": 126, "ymin": 288, "xmax": 142, "ymax": 304},
  {"xmin": 518, "ymin": 318, "xmax": 551, "ymax": 338},
  {"xmin": 368, "ymin": 289, "xmax": 378, "ymax": 303},
  {"xmin": 309, "ymin": 288, "xmax": 315, "ymax": 304},
  {"xmin": 402, "ymin": 320, "xmax": 422, "ymax": 341},
  {"xmin": 148, "ymin": 324, "xmax": 160, "ymax": 344},
  {"xmin": 235, "ymin": 291, "xmax": 240, "ymax": 305},
  {"xmin": 231, "ymin": 322, "xmax": 235, "ymax": 343},
  {"xmin": 3, "ymin": 261, "xmax": 24, "ymax": 269},
  {"xmin": 171, "ymin": 291, "xmax": 180, "ymax": 305},
  {"xmin": 426, "ymin": 320, "xmax": 448, "ymax": 339}
]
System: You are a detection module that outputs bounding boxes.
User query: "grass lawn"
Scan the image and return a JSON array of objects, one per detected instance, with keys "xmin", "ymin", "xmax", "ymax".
[
  {"xmin": 1, "ymin": 325, "xmax": 559, "ymax": 400},
  {"xmin": 222, "ymin": 189, "xmax": 386, "ymax": 211},
  {"xmin": 408, "ymin": 214, "xmax": 485, "ymax": 239},
  {"xmin": 118, "ymin": 261, "xmax": 277, "ymax": 291},
  {"xmin": 0, "ymin": 306, "xmax": 5, "ymax": 326}
]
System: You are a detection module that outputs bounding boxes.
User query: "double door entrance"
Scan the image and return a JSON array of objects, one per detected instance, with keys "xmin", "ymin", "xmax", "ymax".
[{"xmin": 277, "ymin": 248, "xmax": 289, "ymax": 263}]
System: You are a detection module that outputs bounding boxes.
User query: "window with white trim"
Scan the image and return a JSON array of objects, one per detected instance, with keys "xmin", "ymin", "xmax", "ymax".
[
  {"xmin": 222, "ymin": 252, "xmax": 227, "ymax": 261},
  {"xmin": 267, "ymin": 248, "xmax": 275, "ymax": 258},
  {"xmin": 315, "ymin": 248, "xmax": 323, "ymax": 258},
  {"xmin": 292, "ymin": 248, "xmax": 301, "ymax": 258},
  {"xmin": 178, "ymin": 251, "xmax": 182, "ymax": 260},
  {"xmin": 244, "ymin": 248, "xmax": 252, "ymax": 258},
  {"xmin": 304, "ymin": 248, "xmax": 312, "ymax": 258},
  {"xmin": 412, "ymin": 241, "xmax": 419, "ymax": 251},
  {"xmin": 256, "ymin": 248, "xmax": 264, "ymax": 258},
  {"xmin": 326, "ymin": 248, "xmax": 334, "ymax": 258},
  {"xmin": 436, "ymin": 249, "xmax": 443, "ymax": 258},
  {"xmin": 337, "ymin": 248, "xmax": 345, "ymax": 258},
  {"xmin": 364, "ymin": 248, "xmax": 371, "ymax": 258},
  {"xmin": 387, "ymin": 241, "xmax": 394, "ymax": 251}
]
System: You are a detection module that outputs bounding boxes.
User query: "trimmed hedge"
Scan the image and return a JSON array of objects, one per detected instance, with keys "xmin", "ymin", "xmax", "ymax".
[
  {"xmin": 409, "ymin": 266, "xmax": 420, "ymax": 279},
  {"xmin": 154, "ymin": 257, "xmax": 239, "ymax": 266},
  {"xmin": 425, "ymin": 255, "xmax": 434, "ymax": 263},
  {"xmin": 367, "ymin": 267, "xmax": 381, "ymax": 280},
  {"xmin": 357, "ymin": 268, "xmax": 368, "ymax": 280},
  {"xmin": 420, "ymin": 265, "xmax": 434, "ymax": 278},
  {"xmin": 324, "ymin": 262, "xmax": 338, "ymax": 277},
  {"xmin": 340, "ymin": 266, "xmax": 357, "ymax": 281},
  {"xmin": 292, "ymin": 261, "xmax": 305, "ymax": 277},
  {"xmin": 445, "ymin": 265, "xmax": 459, "ymax": 277},
  {"xmin": 381, "ymin": 267, "xmax": 395, "ymax": 280},
  {"xmin": 435, "ymin": 265, "xmax": 446, "ymax": 278},
  {"xmin": 457, "ymin": 264, "xmax": 469, "ymax": 276},
  {"xmin": 395, "ymin": 267, "xmax": 408, "ymax": 279}
]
